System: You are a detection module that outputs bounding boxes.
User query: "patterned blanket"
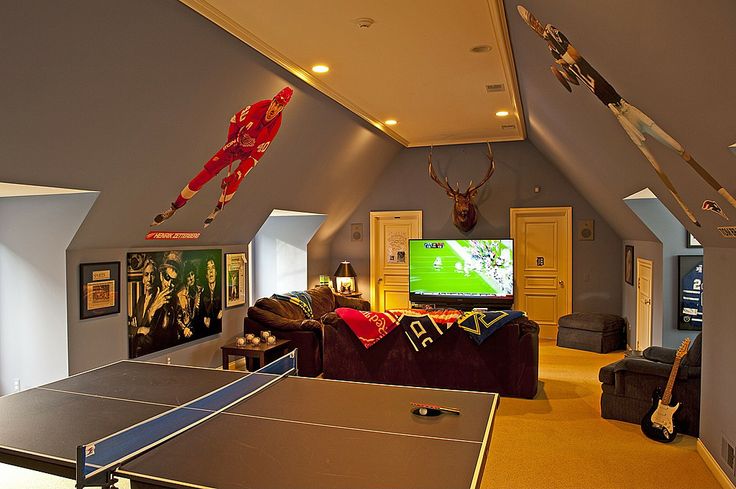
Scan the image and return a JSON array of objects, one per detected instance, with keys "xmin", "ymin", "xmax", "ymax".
[
  {"xmin": 336, "ymin": 307, "xmax": 526, "ymax": 350},
  {"xmin": 271, "ymin": 291, "xmax": 313, "ymax": 319},
  {"xmin": 335, "ymin": 308, "xmax": 398, "ymax": 348},
  {"xmin": 457, "ymin": 310, "xmax": 527, "ymax": 344}
]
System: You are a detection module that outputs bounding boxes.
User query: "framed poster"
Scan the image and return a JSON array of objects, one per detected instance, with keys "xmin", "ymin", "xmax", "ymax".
[
  {"xmin": 686, "ymin": 231, "xmax": 702, "ymax": 248},
  {"xmin": 624, "ymin": 245, "xmax": 634, "ymax": 286},
  {"xmin": 678, "ymin": 255, "xmax": 703, "ymax": 331},
  {"xmin": 80, "ymin": 262, "xmax": 120, "ymax": 319},
  {"xmin": 225, "ymin": 252, "xmax": 247, "ymax": 308},
  {"xmin": 126, "ymin": 250, "xmax": 222, "ymax": 358}
]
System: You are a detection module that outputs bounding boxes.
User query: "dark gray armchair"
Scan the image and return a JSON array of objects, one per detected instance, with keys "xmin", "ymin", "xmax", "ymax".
[{"xmin": 598, "ymin": 333, "xmax": 701, "ymax": 437}]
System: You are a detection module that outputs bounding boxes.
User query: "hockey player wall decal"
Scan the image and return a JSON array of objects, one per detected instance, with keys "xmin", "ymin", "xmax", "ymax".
[
  {"xmin": 151, "ymin": 87, "xmax": 293, "ymax": 228},
  {"xmin": 517, "ymin": 6, "xmax": 736, "ymax": 227}
]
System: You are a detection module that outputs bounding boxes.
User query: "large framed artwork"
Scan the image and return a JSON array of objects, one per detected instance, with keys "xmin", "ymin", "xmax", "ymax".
[
  {"xmin": 678, "ymin": 255, "xmax": 703, "ymax": 331},
  {"xmin": 225, "ymin": 252, "xmax": 247, "ymax": 308},
  {"xmin": 127, "ymin": 250, "xmax": 222, "ymax": 358},
  {"xmin": 80, "ymin": 262, "xmax": 120, "ymax": 319}
]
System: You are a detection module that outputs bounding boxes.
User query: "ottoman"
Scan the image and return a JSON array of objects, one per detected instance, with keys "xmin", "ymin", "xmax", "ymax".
[{"xmin": 557, "ymin": 313, "xmax": 626, "ymax": 353}]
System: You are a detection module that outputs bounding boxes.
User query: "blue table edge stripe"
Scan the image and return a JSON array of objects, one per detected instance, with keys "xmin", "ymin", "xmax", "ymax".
[{"xmin": 75, "ymin": 350, "xmax": 297, "ymax": 488}]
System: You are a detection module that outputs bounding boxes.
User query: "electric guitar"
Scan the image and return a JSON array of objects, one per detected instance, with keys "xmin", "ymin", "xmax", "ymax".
[{"xmin": 640, "ymin": 337, "xmax": 691, "ymax": 443}]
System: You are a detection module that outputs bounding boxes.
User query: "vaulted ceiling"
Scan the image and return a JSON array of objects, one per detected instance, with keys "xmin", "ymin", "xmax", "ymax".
[
  {"xmin": 180, "ymin": 0, "xmax": 736, "ymax": 246},
  {"xmin": 180, "ymin": 0, "xmax": 526, "ymax": 146}
]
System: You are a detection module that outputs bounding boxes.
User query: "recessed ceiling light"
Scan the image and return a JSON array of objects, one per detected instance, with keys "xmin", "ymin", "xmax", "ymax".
[
  {"xmin": 312, "ymin": 65, "xmax": 330, "ymax": 73},
  {"xmin": 384, "ymin": 119, "xmax": 398, "ymax": 126},
  {"xmin": 471, "ymin": 45, "xmax": 493, "ymax": 53},
  {"xmin": 495, "ymin": 111, "xmax": 510, "ymax": 117}
]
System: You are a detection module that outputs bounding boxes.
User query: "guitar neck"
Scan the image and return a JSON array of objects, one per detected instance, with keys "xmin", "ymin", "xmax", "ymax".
[{"xmin": 661, "ymin": 356, "xmax": 682, "ymax": 405}]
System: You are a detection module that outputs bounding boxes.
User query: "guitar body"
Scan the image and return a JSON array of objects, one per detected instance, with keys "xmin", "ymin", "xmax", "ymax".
[{"xmin": 641, "ymin": 388, "xmax": 680, "ymax": 443}]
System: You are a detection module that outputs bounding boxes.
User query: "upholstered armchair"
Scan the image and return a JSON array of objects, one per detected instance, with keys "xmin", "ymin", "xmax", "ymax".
[
  {"xmin": 599, "ymin": 333, "xmax": 701, "ymax": 437},
  {"xmin": 244, "ymin": 286, "xmax": 370, "ymax": 377}
]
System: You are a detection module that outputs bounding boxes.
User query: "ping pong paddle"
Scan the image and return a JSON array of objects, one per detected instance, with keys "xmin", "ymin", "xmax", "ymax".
[{"xmin": 411, "ymin": 402, "xmax": 461, "ymax": 416}]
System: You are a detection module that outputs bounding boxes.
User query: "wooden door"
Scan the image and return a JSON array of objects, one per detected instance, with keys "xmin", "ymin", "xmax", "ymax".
[
  {"xmin": 370, "ymin": 211, "xmax": 422, "ymax": 311},
  {"xmin": 636, "ymin": 258, "xmax": 653, "ymax": 351},
  {"xmin": 510, "ymin": 207, "xmax": 572, "ymax": 339}
]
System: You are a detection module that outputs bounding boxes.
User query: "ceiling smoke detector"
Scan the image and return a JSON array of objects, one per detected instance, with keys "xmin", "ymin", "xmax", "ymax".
[{"xmin": 355, "ymin": 18, "xmax": 375, "ymax": 29}]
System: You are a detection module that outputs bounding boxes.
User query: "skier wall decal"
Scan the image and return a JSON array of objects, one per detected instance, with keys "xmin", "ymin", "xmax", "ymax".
[
  {"xmin": 517, "ymin": 5, "xmax": 736, "ymax": 226},
  {"xmin": 151, "ymin": 87, "xmax": 293, "ymax": 228}
]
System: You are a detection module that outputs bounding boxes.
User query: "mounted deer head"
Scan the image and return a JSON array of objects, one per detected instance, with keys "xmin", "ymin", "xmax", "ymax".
[{"xmin": 428, "ymin": 143, "xmax": 495, "ymax": 232}]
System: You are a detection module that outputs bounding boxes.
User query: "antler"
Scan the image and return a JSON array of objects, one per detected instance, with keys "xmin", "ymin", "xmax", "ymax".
[
  {"xmin": 428, "ymin": 146, "xmax": 456, "ymax": 195},
  {"xmin": 467, "ymin": 143, "xmax": 496, "ymax": 194}
]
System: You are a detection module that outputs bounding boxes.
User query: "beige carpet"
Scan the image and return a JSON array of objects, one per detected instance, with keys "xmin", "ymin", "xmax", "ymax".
[
  {"xmin": 483, "ymin": 339, "xmax": 719, "ymax": 489},
  {"xmin": 0, "ymin": 340, "xmax": 721, "ymax": 488}
]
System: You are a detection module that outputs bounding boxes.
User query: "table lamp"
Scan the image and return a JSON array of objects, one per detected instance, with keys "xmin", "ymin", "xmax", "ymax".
[{"xmin": 334, "ymin": 261, "xmax": 357, "ymax": 294}]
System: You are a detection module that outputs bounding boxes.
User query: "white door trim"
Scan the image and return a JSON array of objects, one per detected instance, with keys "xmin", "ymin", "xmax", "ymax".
[{"xmin": 369, "ymin": 211, "xmax": 423, "ymax": 310}]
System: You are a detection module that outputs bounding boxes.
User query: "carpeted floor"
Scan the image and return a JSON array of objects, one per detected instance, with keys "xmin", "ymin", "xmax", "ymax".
[
  {"xmin": 483, "ymin": 339, "xmax": 720, "ymax": 489},
  {"xmin": 0, "ymin": 339, "xmax": 721, "ymax": 488}
]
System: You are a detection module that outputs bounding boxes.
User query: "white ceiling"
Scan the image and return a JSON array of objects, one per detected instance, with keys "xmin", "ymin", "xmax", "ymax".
[{"xmin": 180, "ymin": 0, "xmax": 525, "ymax": 147}]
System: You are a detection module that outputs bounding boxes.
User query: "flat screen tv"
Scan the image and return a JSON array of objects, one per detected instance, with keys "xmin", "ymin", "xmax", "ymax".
[{"xmin": 409, "ymin": 239, "xmax": 514, "ymax": 309}]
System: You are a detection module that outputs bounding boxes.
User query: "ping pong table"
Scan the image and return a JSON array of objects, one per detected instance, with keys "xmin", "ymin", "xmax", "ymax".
[{"xmin": 0, "ymin": 351, "xmax": 499, "ymax": 489}]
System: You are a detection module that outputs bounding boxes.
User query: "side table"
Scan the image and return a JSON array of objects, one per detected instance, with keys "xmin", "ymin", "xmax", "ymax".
[{"xmin": 221, "ymin": 339, "xmax": 292, "ymax": 371}]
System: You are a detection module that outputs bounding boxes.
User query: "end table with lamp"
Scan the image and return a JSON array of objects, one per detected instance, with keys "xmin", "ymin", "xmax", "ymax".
[{"xmin": 334, "ymin": 260, "xmax": 359, "ymax": 297}]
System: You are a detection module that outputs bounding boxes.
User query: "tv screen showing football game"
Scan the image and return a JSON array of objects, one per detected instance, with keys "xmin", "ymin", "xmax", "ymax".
[{"xmin": 409, "ymin": 239, "xmax": 513, "ymax": 305}]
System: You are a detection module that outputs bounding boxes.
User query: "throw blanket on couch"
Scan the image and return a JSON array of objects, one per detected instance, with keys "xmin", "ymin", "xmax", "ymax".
[
  {"xmin": 458, "ymin": 310, "xmax": 527, "ymax": 345},
  {"xmin": 392, "ymin": 309, "xmax": 464, "ymax": 352},
  {"xmin": 271, "ymin": 291, "xmax": 313, "ymax": 319},
  {"xmin": 335, "ymin": 308, "xmax": 399, "ymax": 348}
]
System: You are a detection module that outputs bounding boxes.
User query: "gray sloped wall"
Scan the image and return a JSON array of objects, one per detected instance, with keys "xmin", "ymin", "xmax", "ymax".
[
  {"xmin": 1, "ymin": 0, "xmax": 400, "ymax": 374},
  {"xmin": 508, "ymin": 1, "xmax": 736, "ymax": 479}
]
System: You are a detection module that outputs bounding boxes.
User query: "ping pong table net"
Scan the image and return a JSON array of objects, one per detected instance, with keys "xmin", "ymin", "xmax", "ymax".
[{"xmin": 76, "ymin": 350, "xmax": 297, "ymax": 489}]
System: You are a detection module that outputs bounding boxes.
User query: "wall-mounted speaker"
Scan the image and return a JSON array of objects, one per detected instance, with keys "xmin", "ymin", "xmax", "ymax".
[
  {"xmin": 578, "ymin": 219, "xmax": 595, "ymax": 241},
  {"xmin": 350, "ymin": 223, "xmax": 363, "ymax": 241}
]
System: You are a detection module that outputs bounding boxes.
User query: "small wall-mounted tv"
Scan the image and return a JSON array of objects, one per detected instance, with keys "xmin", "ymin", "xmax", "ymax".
[{"xmin": 409, "ymin": 239, "xmax": 514, "ymax": 309}]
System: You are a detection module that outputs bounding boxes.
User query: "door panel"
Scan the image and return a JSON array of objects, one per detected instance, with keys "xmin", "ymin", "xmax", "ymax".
[
  {"xmin": 511, "ymin": 207, "xmax": 572, "ymax": 340},
  {"xmin": 370, "ymin": 211, "xmax": 422, "ymax": 311},
  {"xmin": 636, "ymin": 258, "xmax": 653, "ymax": 350}
]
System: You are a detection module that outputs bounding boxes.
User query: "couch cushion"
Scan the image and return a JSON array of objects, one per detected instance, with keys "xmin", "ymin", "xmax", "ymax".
[
  {"xmin": 307, "ymin": 286, "xmax": 337, "ymax": 318},
  {"xmin": 254, "ymin": 296, "xmax": 306, "ymax": 320},
  {"xmin": 558, "ymin": 313, "xmax": 625, "ymax": 333}
]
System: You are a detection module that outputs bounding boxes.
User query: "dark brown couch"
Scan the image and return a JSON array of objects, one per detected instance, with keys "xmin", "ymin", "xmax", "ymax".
[
  {"xmin": 321, "ymin": 312, "xmax": 540, "ymax": 398},
  {"xmin": 599, "ymin": 333, "xmax": 701, "ymax": 437},
  {"xmin": 245, "ymin": 287, "xmax": 370, "ymax": 377}
]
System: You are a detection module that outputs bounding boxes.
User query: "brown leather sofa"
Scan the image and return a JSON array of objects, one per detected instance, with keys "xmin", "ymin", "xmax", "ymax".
[
  {"xmin": 244, "ymin": 287, "xmax": 370, "ymax": 377},
  {"xmin": 321, "ymin": 311, "xmax": 540, "ymax": 398}
]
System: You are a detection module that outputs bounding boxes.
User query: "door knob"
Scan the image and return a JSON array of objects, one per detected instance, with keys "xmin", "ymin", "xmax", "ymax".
[
  {"xmin": 377, "ymin": 277, "xmax": 383, "ymax": 283},
  {"xmin": 644, "ymin": 299, "xmax": 651, "ymax": 305},
  {"xmin": 558, "ymin": 280, "xmax": 564, "ymax": 288}
]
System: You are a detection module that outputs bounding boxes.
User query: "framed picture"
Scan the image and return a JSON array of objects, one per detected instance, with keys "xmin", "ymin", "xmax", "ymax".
[
  {"xmin": 678, "ymin": 255, "xmax": 703, "ymax": 330},
  {"xmin": 686, "ymin": 231, "xmax": 702, "ymax": 248},
  {"xmin": 80, "ymin": 262, "xmax": 120, "ymax": 319},
  {"xmin": 225, "ymin": 252, "xmax": 247, "ymax": 308},
  {"xmin": 624, "ymin": 245, "xmax": 634, "ymax": 286},
  {"xmin": 126, "ymin": 250, "xmax": 222, "ymax": 358}
]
